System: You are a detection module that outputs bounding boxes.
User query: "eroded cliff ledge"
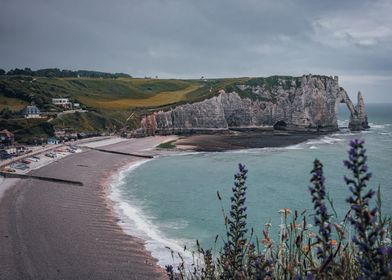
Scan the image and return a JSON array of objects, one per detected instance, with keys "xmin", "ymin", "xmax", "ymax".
[{"xmin": 134, "ymin": 75, "xmax": 368, "ymax": 136}]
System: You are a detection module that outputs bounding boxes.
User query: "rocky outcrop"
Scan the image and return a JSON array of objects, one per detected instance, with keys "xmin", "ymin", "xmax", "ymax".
[
  {"xmin": 134, "ymin": 75, "xmax": 368, "ymax": 136},
  {"xmin": 349, "ymin": 91, "xmax": 370, "ymax": 131}
]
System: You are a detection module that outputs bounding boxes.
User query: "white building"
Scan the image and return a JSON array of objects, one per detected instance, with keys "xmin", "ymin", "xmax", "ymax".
[
  {"xmin": 23, "ymin": 105, "xmax": 41, "ymax": 118},
  {"xmin": 52, "ymin": 98, "xmax": 72, "ymax": 109},
  {"xmin": 47, "ymin": 137, "xmax": 60, "ymax": 145}
]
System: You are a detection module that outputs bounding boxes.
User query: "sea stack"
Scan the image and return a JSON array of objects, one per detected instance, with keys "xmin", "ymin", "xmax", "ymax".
[{"xmin": 349, "ymin": 91, "xmax": 370, "ymax": 131}]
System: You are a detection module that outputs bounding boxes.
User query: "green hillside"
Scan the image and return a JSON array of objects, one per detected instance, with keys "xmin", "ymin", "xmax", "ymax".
[{"xmin": 0, "ymin": 73, "xmax": 302, "ymax": 143}]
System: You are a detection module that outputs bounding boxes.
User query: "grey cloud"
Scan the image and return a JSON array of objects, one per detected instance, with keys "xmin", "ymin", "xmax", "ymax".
[{"xmin": 0, "ymin": 0, "xmax": 391, "ymax": 102}]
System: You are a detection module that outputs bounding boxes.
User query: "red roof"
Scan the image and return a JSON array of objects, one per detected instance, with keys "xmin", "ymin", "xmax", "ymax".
[{"xmin": 0, "ymin": 129, "xmax": 14, "ymax": 138}]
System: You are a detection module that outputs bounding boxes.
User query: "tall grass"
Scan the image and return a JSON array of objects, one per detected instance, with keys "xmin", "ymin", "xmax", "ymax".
[{"xmin": 166, "ymin": 139, "xmax": 392, "ymax": 279}]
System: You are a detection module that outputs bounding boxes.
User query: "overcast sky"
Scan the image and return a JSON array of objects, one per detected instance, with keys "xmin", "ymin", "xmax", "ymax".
[{"xmin": 0, "ymin": 0, "xmax": 391, "ymax": 102}]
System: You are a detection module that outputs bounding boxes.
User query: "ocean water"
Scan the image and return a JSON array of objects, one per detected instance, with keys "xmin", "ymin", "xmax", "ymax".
[{"xmin": 110, "ymin": 103, "xmax": 392, "ymax": 267}]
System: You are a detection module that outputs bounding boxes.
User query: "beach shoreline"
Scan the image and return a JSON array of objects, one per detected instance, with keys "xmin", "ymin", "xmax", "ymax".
[
  {"xmin": 0, "ymin": 132, "xmax": 324, "ymax": 279},
  {"xmin": 104, "ymin": 132, "xmax": 330, "ymax": 268},
  {"xmin": 0, "ymin": 136, "xmax": 174, "ymax": 280}
]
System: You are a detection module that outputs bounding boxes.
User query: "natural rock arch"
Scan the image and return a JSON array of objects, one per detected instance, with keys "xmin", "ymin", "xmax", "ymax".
[{"xmin": 336, "ymin": 89, "xmax": 369, "ymax": 131}]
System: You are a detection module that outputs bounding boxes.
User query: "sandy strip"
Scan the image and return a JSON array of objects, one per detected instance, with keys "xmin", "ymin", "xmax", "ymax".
[
  {"xmin": 0, "ymin": 136, "xmax": 171, "ymax": 280},
  {"xmin": 174, "ymin": 131, "xmax": 323, "ymax": 151},
  {"xmin": 75, "ymin": 136, "xmax": 129, "ymax": 148},
  {"xmin": 0, "ymin": 177, "xmax": 19, "ymax": 202}
]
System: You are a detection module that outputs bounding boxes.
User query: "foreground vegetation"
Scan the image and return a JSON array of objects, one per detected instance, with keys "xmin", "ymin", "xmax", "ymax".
[{"xmin": 166, "ymin": 140, "xmax": 392, "ymax": 279}]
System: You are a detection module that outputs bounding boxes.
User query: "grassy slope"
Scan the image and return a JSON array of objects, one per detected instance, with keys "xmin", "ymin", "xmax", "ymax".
[
  {"xmin": 51, "ymin": 111, "xmax": 121, "ymax": 132},
  {"xmin": 0, "ymin": 95, "xmax": 29, "ymax": 111},
  {"xmin": 0, "ymin": 75, "xmax": 302, "ymax": 142},
  {"xmin": 0, "ymin": 118, "xmax": 53, "ymax": 143},
  {"xmin": 0, "ymin": 76, "xmax": 211, "ymax": 109},
  {"xmin": 79, "ymin": 83, "xmax": 202, "ymax": 109}
]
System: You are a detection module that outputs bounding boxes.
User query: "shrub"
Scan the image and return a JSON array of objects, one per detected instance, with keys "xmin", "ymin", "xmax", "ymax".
[{"xmin": 157, "ymin": 140, "xmax": 176, "ymax": 149}]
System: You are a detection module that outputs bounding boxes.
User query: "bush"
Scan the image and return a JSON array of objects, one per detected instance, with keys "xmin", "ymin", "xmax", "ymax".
[
  {"xmin": 166, "ymin": 139, "xmax": 392, "ymax": 279},
  {"xmin": 157, "ymin": 140, "xmax": 176, "ymax": 149}
]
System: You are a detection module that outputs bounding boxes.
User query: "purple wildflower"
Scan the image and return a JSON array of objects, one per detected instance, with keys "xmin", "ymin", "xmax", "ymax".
[
  {"xmin": 221, "ymin": 163, "xmax": 249, "ymax": 278},
  {"xmin": 344, "ymin": 139, "xmax": 390, "ymax": 278},
  {"xmin": 309, "ymin": 159, "xmax": 333, "ymax": 270}
]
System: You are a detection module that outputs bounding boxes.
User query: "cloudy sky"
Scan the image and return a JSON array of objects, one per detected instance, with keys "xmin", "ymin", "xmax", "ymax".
[{"xmin": 0, "ymin": 0, "xmax": 391, "ymax": 102}]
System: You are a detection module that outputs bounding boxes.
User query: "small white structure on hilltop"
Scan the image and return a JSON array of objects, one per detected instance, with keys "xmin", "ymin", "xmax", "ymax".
[
  {"xmin": 23, "ymin": 104, "xmax": 42, "ymax": 118},
  {"xmin": 52, "ymin": 98, "xmax": 72, "ymax": 109}
]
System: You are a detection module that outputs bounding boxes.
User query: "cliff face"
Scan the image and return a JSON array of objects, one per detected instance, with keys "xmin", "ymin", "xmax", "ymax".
[{"xmin": 135, "ymin": 75, "xmax": 368, "ymax": 136}]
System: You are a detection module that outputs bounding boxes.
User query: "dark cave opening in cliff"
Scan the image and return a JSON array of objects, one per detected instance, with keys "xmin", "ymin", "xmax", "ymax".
[{"xmin": 273, "ymin": 120, "xmax": 287, "ymax": 130}]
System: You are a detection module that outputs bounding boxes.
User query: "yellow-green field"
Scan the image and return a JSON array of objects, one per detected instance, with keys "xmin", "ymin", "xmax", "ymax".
[
  {"xmin": 79, "ymin": 84, "xmax": 202, "ymax": 109},
  {"xmin": 0, "ymin": 96, "xmax": 28, "ymax": 111}
]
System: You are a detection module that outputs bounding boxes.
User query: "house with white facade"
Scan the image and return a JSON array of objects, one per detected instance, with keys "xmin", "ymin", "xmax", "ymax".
[
  {"xmin": 47, "ymin": 137, "xmax": 60, "ymax": 145},
  {"xmin": 52, "ymin": 98, "xmax": 72, "ymax": 109},
  {"xmin": 23, "ymin": 105, "xmax": 42, "ymax": 118}
]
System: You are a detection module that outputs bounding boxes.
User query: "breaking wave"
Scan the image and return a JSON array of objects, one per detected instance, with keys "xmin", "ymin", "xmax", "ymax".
[{"xmin": 109, "ymin": 160, "xmax": 195, "ymax": 268}]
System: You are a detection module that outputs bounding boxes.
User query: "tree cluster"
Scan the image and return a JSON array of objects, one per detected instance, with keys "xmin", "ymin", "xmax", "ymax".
[{"xmin": 0, "ymin": 67, "xmax": 131, "ymax": 79}]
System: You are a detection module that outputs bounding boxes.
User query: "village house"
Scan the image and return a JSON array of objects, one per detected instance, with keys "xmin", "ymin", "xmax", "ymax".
[
  {"xmin": 47, "ymin": 137, "xmax": 60, "ymax": 145},
  {"xmin": 54, "ymin": 129, "xmax": 66, "ymax": 139},
  {"xmin": 0, "ymin": 129, "xmax": 15, "ymax": 146},
  {"xmin": 52, "ymin": 98, "xmax": 72, "ymax": 109},
  {"xmin": 23, "ymin": 104, "xmax": 42, "ymax": 118},
  {"xmin": 0, "ymin": 148, "xmax": 13, "ymax": 159},
  {"xmin": 54, "ymin": 128, "xmax": 78, "ymax": 140},
  {"xmin": 0, "ymin": 130, "xmax": 18, "ymax": 159}
]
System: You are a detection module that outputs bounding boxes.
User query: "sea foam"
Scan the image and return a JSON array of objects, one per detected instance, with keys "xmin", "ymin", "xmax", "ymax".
[
  {"xmin": 109, "ymin": 159, "xmax": 195, "ymax": 268},
  {"xmin": 305, "ymin": 135, "xmax": 344, "ymax": 146}
]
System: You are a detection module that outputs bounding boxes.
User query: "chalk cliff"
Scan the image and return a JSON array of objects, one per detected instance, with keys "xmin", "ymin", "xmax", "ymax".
[{"xmin": 135, "ymin": 75, "xmax": 368, "ymax": 136}]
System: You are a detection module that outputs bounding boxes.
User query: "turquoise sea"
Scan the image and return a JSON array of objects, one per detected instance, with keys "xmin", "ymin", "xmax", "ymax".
[{"xmin": 110, "ymin": 103, "xmax": 392, "ymax": 267}]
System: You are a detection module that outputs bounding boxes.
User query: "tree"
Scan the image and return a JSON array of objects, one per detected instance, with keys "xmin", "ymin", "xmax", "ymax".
[{"xmin": 0, "ymin": 107, "xmax": 13, "ymax": 119}]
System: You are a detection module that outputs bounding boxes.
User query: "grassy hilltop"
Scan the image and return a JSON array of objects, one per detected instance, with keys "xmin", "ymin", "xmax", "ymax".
[{"xmin": 0, "ymin": 72, "xmax": 301, "ymax": 143}]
